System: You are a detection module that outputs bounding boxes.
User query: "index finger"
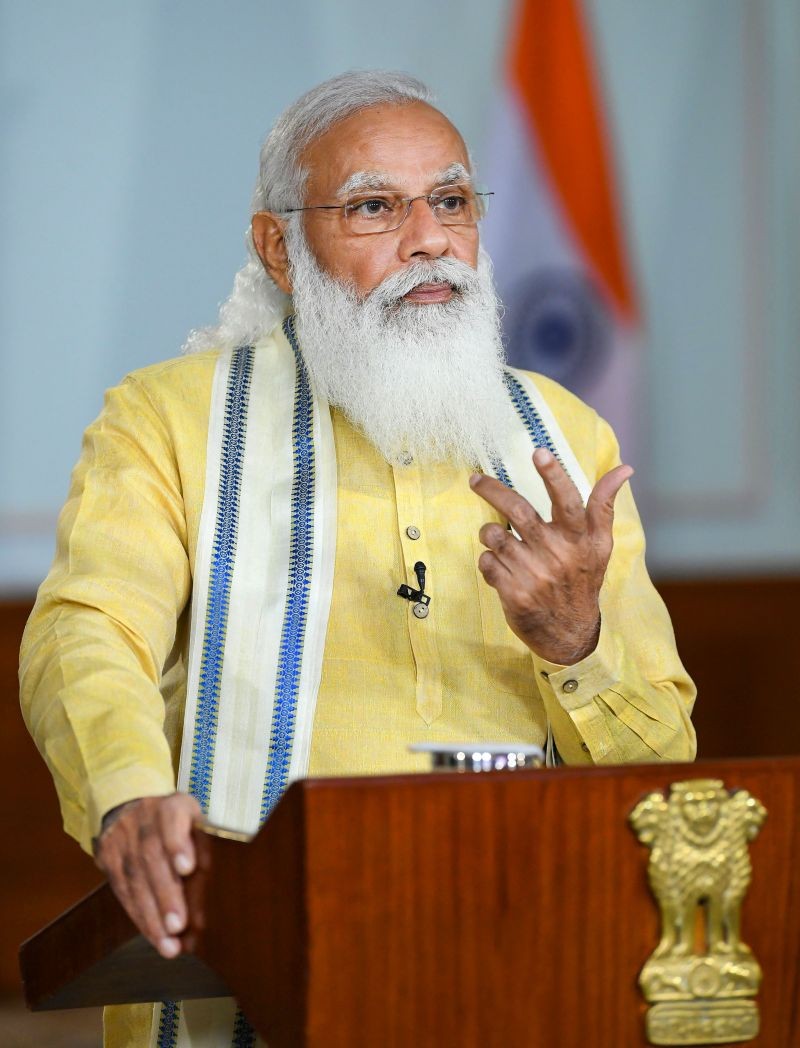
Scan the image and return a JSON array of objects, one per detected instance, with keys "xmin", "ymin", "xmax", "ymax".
[
  {"xmin": 469, "ymin": 471, "xmax": 544, "ymax": 538},
  {"xmin": 158, "ymin": 793, "xmax": 202, "ymax": 877}
]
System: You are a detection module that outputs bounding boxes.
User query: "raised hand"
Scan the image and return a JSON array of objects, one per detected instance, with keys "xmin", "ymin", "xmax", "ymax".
[
  {"xmin": 94, "ymin": 792, "xmax": 202, "ymax": 958},
  {"xmin": 470, "ymin": 448, "xmax": 633, "ymax": 665}
]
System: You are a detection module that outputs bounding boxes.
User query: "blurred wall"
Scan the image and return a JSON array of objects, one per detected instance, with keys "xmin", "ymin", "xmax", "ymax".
[
  {"xmin": 1, "ymin": 0, "xmax": 799, "ymax": 590},
  {"xmin": 588, "ymin": 0, "xmax": 800, "ymax": 575}
]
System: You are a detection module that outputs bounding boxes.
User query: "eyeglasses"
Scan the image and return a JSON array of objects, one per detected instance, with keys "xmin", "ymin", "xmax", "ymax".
[{"xmin": 282, "ymin": 184, "xmax": 493, "ymax": 235}]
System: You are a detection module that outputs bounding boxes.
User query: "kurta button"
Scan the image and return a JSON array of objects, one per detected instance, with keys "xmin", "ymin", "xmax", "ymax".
[
  {"xmin": 406, "ymin": 525, "xmax": 421, "ymax": 540},
  {"xmin": 581, "ymin": 742, "xmax": 590, "ymax": 753},
  {"xmin": 562, "ymin": 679, "xmax": 579, "ymax": 694},
  {"xmin": 413, "ymin": 602, "xmax": 429, "ymax": 619}
]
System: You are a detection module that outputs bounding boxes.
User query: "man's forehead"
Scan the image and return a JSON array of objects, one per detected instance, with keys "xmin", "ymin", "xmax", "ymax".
[
  {"xmin": 336, "ymin": 162, "xmax": 472, "ymax": 196},
  {"xmin": 300, "ymin": 101, "xmax": 471, "ymax": 196}
]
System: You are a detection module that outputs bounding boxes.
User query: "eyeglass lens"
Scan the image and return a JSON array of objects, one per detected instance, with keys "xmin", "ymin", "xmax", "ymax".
[{"xmin": 343, "ymin": 186, "xmax": 487, "ymax": 234}]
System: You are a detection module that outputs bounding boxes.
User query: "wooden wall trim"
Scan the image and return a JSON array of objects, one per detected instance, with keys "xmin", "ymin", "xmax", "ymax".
[
  {"xmin": 1, "ymin": 600, "xmax": 101, "ymax": 995},
  {"xmin": 655, "ymin": 575, "xmax": 800, "ymax": 760}
]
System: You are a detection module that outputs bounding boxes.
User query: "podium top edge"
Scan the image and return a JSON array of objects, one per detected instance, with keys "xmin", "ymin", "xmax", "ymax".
[{"xmin": 290, "ymin": 753, "xmax": 800, "ymax": 793}]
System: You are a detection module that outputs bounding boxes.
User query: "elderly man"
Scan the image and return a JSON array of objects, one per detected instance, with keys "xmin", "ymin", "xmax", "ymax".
[{"xmin": 20, "ymin": 70, "xmax": 695, "ymax": 1046}]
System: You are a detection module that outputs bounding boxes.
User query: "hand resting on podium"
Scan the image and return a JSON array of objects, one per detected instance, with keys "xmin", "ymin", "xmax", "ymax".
[{"xmin": 93, "ymin": 792, "xmax": 201, "ymax": 958}]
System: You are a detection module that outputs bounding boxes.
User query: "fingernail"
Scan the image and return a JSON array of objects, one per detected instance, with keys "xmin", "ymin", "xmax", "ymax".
[
  {"xmin": 174, "ymin": 853, "xmax": 193, "ymax": 875},
  {"xmin": 534, "ymin": 448, "xmax": 552, "ymax": 464},
  {"xmin": 159, "ymin": 937, "xmax": 180, "ymax": 959},
  {"xmin": 165, "ymin": 911, "xmax": 183, "ymax": 934},
  {"xmin": 469, "ymin": 473, "xmax": 481, "ymax": 488}
]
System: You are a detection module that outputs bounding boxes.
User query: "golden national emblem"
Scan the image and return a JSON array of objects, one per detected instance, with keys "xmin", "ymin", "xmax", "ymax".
[{"xmin": 629, "ymin": 779, "xmax": 767, "ymax": 1046}]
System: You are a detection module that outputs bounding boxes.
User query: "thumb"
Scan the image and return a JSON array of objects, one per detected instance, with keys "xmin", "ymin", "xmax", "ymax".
[{"xmin": 586, "ymin": 464, "xmax": 634, "ymax": 543}]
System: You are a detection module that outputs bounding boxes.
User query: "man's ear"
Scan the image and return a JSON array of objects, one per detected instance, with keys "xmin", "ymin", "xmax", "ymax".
[{"xmin": 251, "ymin": 211, "xmax": 293, "ymax": 294}]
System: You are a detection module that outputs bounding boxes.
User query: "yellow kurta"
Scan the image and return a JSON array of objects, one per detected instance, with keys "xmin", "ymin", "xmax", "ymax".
[{"xmin": 19, "ymin": 337, "xmax": 695, "ymax": 1047}]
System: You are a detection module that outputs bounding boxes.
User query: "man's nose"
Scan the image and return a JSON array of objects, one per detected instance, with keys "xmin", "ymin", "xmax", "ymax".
[{"xmin": 396, "ymin": 197, "xmax": 451, "ymax": 260}]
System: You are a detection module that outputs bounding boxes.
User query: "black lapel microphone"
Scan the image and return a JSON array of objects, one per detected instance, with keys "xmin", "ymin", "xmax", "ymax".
[{"xmin": 397, "ymin": 561, "xmax": 431, "ymax": 617}]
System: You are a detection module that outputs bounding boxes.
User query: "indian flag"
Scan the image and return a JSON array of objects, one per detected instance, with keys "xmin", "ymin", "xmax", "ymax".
[{"xmin": 483, "ymin": 0, "xmax": 641, "ymax": 462}]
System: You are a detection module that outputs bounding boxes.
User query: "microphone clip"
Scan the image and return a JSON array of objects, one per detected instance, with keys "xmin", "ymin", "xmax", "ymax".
[
  {"xmin": 397, "ymin": 561, "xmax": 431, "ymax": 617},
  {"xmin": 397, "ymin": 584, "xmax": 431, "ymax": 607}
]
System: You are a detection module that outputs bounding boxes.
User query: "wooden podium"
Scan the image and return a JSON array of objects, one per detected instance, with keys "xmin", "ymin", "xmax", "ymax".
[{"xmin": 20, "ymin": 757, "xmax": 800, "ymax": 1047}]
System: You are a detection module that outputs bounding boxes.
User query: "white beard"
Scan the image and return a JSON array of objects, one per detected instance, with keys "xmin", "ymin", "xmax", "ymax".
[{"xmin": 286, "ymin": 224, "xmax": 517, "ymax": 468}]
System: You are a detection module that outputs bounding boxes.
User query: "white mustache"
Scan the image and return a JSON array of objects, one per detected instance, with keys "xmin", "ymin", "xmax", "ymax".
[{"xmin": 368, "ymin": 257, "xmax": 481, "ymax": 306}]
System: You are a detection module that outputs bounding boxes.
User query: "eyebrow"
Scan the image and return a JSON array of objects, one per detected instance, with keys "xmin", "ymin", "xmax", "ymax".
[
  {"xmin": 435, "ymin": 162, "xmax": 473, "ymax": 185},
  {"xmin": 335, "ymin": 171, "xmax": 393, "ymax": 195},
  {"xmin": 335, "ymin": 162, "xmax": 474, "ymax": 197}
]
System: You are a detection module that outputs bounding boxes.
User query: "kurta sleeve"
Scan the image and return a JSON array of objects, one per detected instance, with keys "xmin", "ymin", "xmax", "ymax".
[
  {"xmin": 19, "ymin": 375, "xmax": 192, "ymax": 853},
  {"xmin": 530, "ymin": 406, "xmax": 697, "ymax": 765}
]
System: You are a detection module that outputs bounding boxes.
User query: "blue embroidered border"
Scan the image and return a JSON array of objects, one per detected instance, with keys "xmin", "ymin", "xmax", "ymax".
[
  {"xmin": 226, "ymin": 317, "xmax": 316, "ymax": 1047},
  {"xmin": 231, "ymin": 1006, "xmax": 258, "ymax": 1047},
  {"xmin": 259, "ymin": 315, "xmax": 316, "ymax": 821},
  {"xmin": 502, "ymin": 370, "xmax": 570, "ymax": 476},
  {"xmin": 490, "ymin": 371, "xmax": 565, "ymax": 491},
  {"xmin": 501, "ymin": 369, "xmax": 565, "ymax": 768},
  {"xmin": 490, "ymin": 457, "xmax": 514, "ymax": 490},
  {"xmin": 156, "ymin": 999, "xmax": 181, "ymax": 1048},
  {"xmin": 157, "ymin": 345, "xmax": 253, "ymax": 1048},
  {"xmin": 187, "ymin": 345, "xmax": 254, "ymax": 813}
]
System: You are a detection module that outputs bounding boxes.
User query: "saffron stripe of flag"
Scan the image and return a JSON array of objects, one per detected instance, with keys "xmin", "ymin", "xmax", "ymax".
[{"xmin": 483, "ymin": 0, "xmax": 641, "ymax": 462}]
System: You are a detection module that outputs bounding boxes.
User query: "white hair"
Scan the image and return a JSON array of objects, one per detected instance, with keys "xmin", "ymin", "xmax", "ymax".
[
  {"xmin": 287, "ymin": 221, "xmax": 515, "ymax": 467},
  {"xmin": 184, "ymin": 70, "xmax": 436, "ymax": 354}
]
